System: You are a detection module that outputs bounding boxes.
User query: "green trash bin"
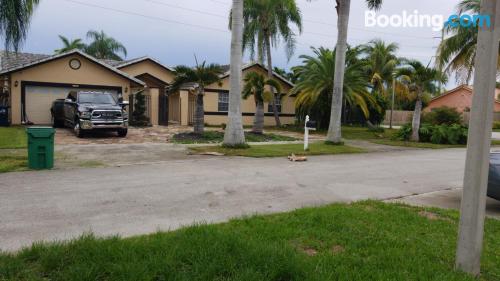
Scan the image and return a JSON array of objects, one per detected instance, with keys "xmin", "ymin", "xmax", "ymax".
[{"xmin": 26, "ymin": 127, "xmax": 55, "ymax": 170}]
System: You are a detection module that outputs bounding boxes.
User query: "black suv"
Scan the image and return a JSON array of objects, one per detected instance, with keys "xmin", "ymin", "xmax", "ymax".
[{"xmin": 51, "ymin": 90, "xmax": 129, "ymax": 137}]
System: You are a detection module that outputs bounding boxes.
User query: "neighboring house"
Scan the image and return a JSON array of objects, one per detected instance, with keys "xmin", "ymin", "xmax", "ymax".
[
  {"xmin": 0, "ymin": 50, "xmax": 296, "ymax": 126},
  {"xmin": 425, "ymin": 85, "xmax": 500, "ymax": 113}
]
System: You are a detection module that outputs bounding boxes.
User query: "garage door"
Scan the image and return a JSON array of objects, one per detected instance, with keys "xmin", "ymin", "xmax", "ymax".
[{"xmin": 25, "ymin": 86, "xmax": 118, "ymax": 124}]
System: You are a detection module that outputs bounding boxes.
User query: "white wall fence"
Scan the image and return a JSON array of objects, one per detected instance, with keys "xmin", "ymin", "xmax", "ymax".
[{"xmin": 383, "ymin": 110, "xmax": 500, "ymax": 126}]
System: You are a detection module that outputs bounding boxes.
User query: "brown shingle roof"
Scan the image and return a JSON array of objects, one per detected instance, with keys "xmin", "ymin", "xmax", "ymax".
[{"xmin": 0, "ymin": 51, "xmax": 50, "ymax": 72}]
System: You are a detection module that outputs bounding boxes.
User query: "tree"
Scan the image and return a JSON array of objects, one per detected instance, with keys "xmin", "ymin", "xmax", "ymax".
[
  {"xmin": 291, "ymin": 46, "xmax": 379, "ymax": 128},
  {"xmin": 436, "ymin": 0, "xmax": 500, "ymax": 84},
  {"xmin": 85, "ymin": 30, "xmax": 127, "ymax": 60},
  {"xmin": 54, "ymin": 35, "xmax": 86, "ymax": 54},
  {"xmin": 242, "ymin": 72, "xmax": 281, "ymax": 134},
  {"xmin": 361, "ymin": 39, "xmax": 399, "ymax": 96},
  {"xmin": 170, "ymin": 59, "xmax": 224, "ymax": 134},
  {"xmin": 0, "ymin": 0, "xmax": 39, "ymax": 51},
  {"xmin": 223, "ymin": 0, "xmax": 246, "ymax": 146},
  {"xmin": 273, "ymin": 67, "xmax": 298, "ymax": 84},
  {"xmin": 321, "ymin": 0, "xmax": 383, "ymax": 143},
  {"xmin": 130, "ymin": 90, "xmax": 150, "ymax": 127},
  {"xmin": 235, "ymin": 0, "xmax": 302, "ymax": 127},
  {"xmin": 396, "ymin": 60, "xmax": 446, "ymax": 142}
]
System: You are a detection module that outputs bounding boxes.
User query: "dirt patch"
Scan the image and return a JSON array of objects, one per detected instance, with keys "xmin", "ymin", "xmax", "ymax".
[
  {"xmin": 418, "ymin": 211, "xmax": 453, "ymax": 222},
  {"xmin": 300, "ymin": 247, "xmax": 318, "ymax": 256},
  {"xmin": 331, "ymin": 245, "xmax": 345, "ymax": 254}
]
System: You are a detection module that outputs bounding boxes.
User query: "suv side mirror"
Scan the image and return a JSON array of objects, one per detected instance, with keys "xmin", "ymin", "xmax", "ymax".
[{"xmin": 120, "ymin": 101, "xmax": 130, "ymax": 107}]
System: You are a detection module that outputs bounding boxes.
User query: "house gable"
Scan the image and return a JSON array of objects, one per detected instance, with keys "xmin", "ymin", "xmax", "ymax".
[
  {"xmin": 210, "ymin": 64, "xmax": 293, "ymax": 93},
  {"xmin": 118, "ymin": 58, "xmax": 175, "ymax": 85},
  {"xmin": 0, "ymin": 50, "xmax": 143, "ymax": 86}
]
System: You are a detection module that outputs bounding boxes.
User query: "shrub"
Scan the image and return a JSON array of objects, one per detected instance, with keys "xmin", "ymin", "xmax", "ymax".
[
  {"xmin": 394, "ymin": 123, "xmax": 412, "ymax": 141},
  {"xmin": 493, "ymin": 121, "xmax": 500, "ymax": 130},
  {"xmin": 130, "ymin": 91, "xmax": 150, "ymax": 127},
  {"xmin": 422, "ymin": 106, "xmax": 462, "ymax": 125},
  {"xmin": 395, "ymin": 123, "xmax": 468, "ymax": 145}
]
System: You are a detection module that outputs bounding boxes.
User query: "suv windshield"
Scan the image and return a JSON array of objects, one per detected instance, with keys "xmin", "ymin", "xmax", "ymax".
[{"xmin": 78, "ymin": 92, "xmax": 117, "ymax": 104}]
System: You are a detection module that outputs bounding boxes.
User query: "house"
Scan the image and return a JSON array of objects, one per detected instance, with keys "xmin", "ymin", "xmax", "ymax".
[
  {"xmin": 425, "ymin": 85, "xmax": 500, "ymax": 113},
  {"xmin": 0, "ymin": 50, "xmax": 296, "ymax": 127},
  {"xmin": 168, "ymin": 62, "xmax": 296, "ymax": 126}
]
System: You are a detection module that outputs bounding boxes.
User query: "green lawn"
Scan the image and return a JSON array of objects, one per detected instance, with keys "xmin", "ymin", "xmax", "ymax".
[
  {"xmin": 341, "ymin": 126, "xmax": 399, "ymax": 140},
  {"xmin": 372, "ymin": 140, "xmax": 466, "ymax": 149},
  {"xmin": 173, "ymin": 131, "xmax": 297, "ymax": 144},
  {"xmin": 0, "ymin": 150, "xmax": 27, "ymax": 173},
  {"xmin": 0, "ymin": 127, "xmax": 27, "ymax": 149},
  {"xmin": 190, "ymin": 142, "xmax": 365, "ymax": 157},
  {"xmin": 1, "ymin": 201, "xmax": 498, "ymax": 280}
]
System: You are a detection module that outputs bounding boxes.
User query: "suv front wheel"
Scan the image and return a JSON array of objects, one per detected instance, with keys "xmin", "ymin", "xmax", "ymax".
[
  {"xmin": 74, "ymin": 121, "xmax": 85, "ymax": 138},
  {"xmin": 117, "ymin": 129, "xmax": 128, "ymax": 137}
]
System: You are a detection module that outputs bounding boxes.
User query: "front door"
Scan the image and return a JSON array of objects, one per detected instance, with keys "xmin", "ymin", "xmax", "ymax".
[{"xmin": 158, "ymin": 91, "xmax": 169, "ymax": 126}]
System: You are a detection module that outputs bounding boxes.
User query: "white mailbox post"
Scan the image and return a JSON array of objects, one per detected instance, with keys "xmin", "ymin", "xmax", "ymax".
[{"xmin": 304, "ymin": 115, "xmax": 316, "ymax": 151}]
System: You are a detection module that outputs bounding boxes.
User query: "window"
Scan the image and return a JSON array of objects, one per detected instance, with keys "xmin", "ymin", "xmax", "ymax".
[
  {"xmin": 268, "ymin": 95, "xmax": 282, "ymax": 113},
  {"xmin": 218, "ymin": 92, "xmax": 229, "ymax": 112}
]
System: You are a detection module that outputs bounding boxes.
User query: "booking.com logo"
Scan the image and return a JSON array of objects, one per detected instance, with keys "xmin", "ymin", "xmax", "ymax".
[{"xmin": 365, "ymin": 10, "xmax": 491, "ymax": 31}]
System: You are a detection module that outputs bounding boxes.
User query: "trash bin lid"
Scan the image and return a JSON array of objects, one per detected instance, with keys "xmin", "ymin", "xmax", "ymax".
[{"xmin": 26, "ymin": 127, "xmax": 55, "ymax": 138}]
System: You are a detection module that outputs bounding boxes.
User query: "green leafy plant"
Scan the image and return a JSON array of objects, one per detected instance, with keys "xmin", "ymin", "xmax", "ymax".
[
  {"xmin": 422, "ymin": 106, "xmax": 462, "ymax": 125},
  {"xmin": 130, "ymin": 91, "xmax": 150, "ymax": 127},
  {"xmin": 396, "ymin": 122, "xmax": 467, "ymax": 145}
]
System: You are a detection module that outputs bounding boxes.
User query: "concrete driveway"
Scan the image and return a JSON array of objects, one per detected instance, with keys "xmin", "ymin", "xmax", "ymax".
[
  {"xmin": 391, "ymin": 188, "xmax": 500, "ymax": 219},
  {"xmin": 0, "ymin": 148, "xmax": 474, "ymax": 251}
]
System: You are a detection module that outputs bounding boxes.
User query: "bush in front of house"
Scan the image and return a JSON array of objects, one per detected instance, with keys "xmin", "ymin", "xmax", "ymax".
[
  {"xmin": 130, "ymin": 91, "xmax": 150, "ymax": 127},
  {"xmin": 422, "ymin": 106, "xmax": 462, "ymax": 125},
  {"xmin": 395, "ymin": 123, "xmax": 468, "ymax": 145},
  {"xmin": 493, "ymin": 121, "xmax": 500, "ymax": 130}
]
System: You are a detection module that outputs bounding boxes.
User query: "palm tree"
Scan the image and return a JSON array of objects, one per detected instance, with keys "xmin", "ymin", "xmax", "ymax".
[
  {"xmin": 0, "ymin": 0, "xmax": 39, "ymax": 51},
  {"xmin": 397, "ymin": 60, "xmax": 446, "ymax": 142},
  {"xmin": 273, "ymin": 67, "xmax": 298, "ymax": 84},
  {"xmin": 235, "ymin": 0, "xmax": 302, "ymax": 127},
  {"xmin": 54, "ymin": 35, "xmax": 86, "ymax": 54},
  {"xmin": 243, "ymin": 72, "xmax": 281, "ymax": 134},
  {"xmin": 85, "ymin": 30, "xmax": 127, "ymax": 60},
  {"xmin": 436, "ymin": 0, "xmax": 500, "ymax": 84},
  {"xmin": 361, "ymin": 39, "xmax": 399, "ymax": 96},
  {"xmin": 322, "ymin": 0, "xmax": 383, "ymax": 144},
  {"xmin": 291, "ymin": 47, "xmax": 379, "ymax": 128},
  {"xmin": 170, "ymin": 59, "xmax": 224, "ymax": 134},
  {"xmin": 223, "ymin": 0, "xmax": 246, "ymax": 146}
]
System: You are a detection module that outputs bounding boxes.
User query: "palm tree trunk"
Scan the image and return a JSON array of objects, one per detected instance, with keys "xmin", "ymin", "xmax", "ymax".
[
  {"xmin": 194, "ymin": 87, "xmax": 205, "ymax": 134},
  {"xmin": 411, "ymin": 92, "xmax": 422, "ymax": 142},
  {"xmin": 326, "ymin": 0, "xmax": 351, "ymax": 143},
  {"xmin": 265, "ymin": 34, "xmax": 281, "ymax": 127},
  {"xmin": 223, "ymin": 0, "xmax": 246, "ymax": 146},
  {"xmin": 253, "ymin": 100, "xmax": 264, "ymax": 134}
]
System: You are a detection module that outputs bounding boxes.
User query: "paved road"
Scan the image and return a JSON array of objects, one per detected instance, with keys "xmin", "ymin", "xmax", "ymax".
[{"xmin": 0, "ymin": 149, "xmax": 467, "ymax": 251}]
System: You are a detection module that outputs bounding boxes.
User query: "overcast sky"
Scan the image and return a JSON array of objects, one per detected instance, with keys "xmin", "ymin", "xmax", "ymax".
[{"xmin": 23, "ymin": 0, "xmax": 461, "ymax": 87}]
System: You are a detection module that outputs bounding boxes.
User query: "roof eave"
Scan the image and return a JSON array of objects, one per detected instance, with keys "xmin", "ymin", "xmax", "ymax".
[{"xmin": 0, "ymin": 50, "xmax": 145, "ymax": 87}]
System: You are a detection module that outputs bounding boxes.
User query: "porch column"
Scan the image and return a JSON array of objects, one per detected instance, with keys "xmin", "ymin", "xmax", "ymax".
[
  {"xmin": 180, "ymin": 90, "xmax": 189, "ymax": 126},
  {"xmin": 149, "ymin": 88, "xmax": 159, "ymax": 126},
  {"xmin": 456, "ymin": 0, "xmax": 500, "ymax": 275}
]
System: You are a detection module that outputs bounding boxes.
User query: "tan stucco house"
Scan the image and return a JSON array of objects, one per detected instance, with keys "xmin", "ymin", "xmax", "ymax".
[
  {"xmin": 425, "ymin": 85, "xmax": 500, "ymax": 113},
  {"xmin": 0, "ymin": 50, "xmax": 296, "ymax": 127}
]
